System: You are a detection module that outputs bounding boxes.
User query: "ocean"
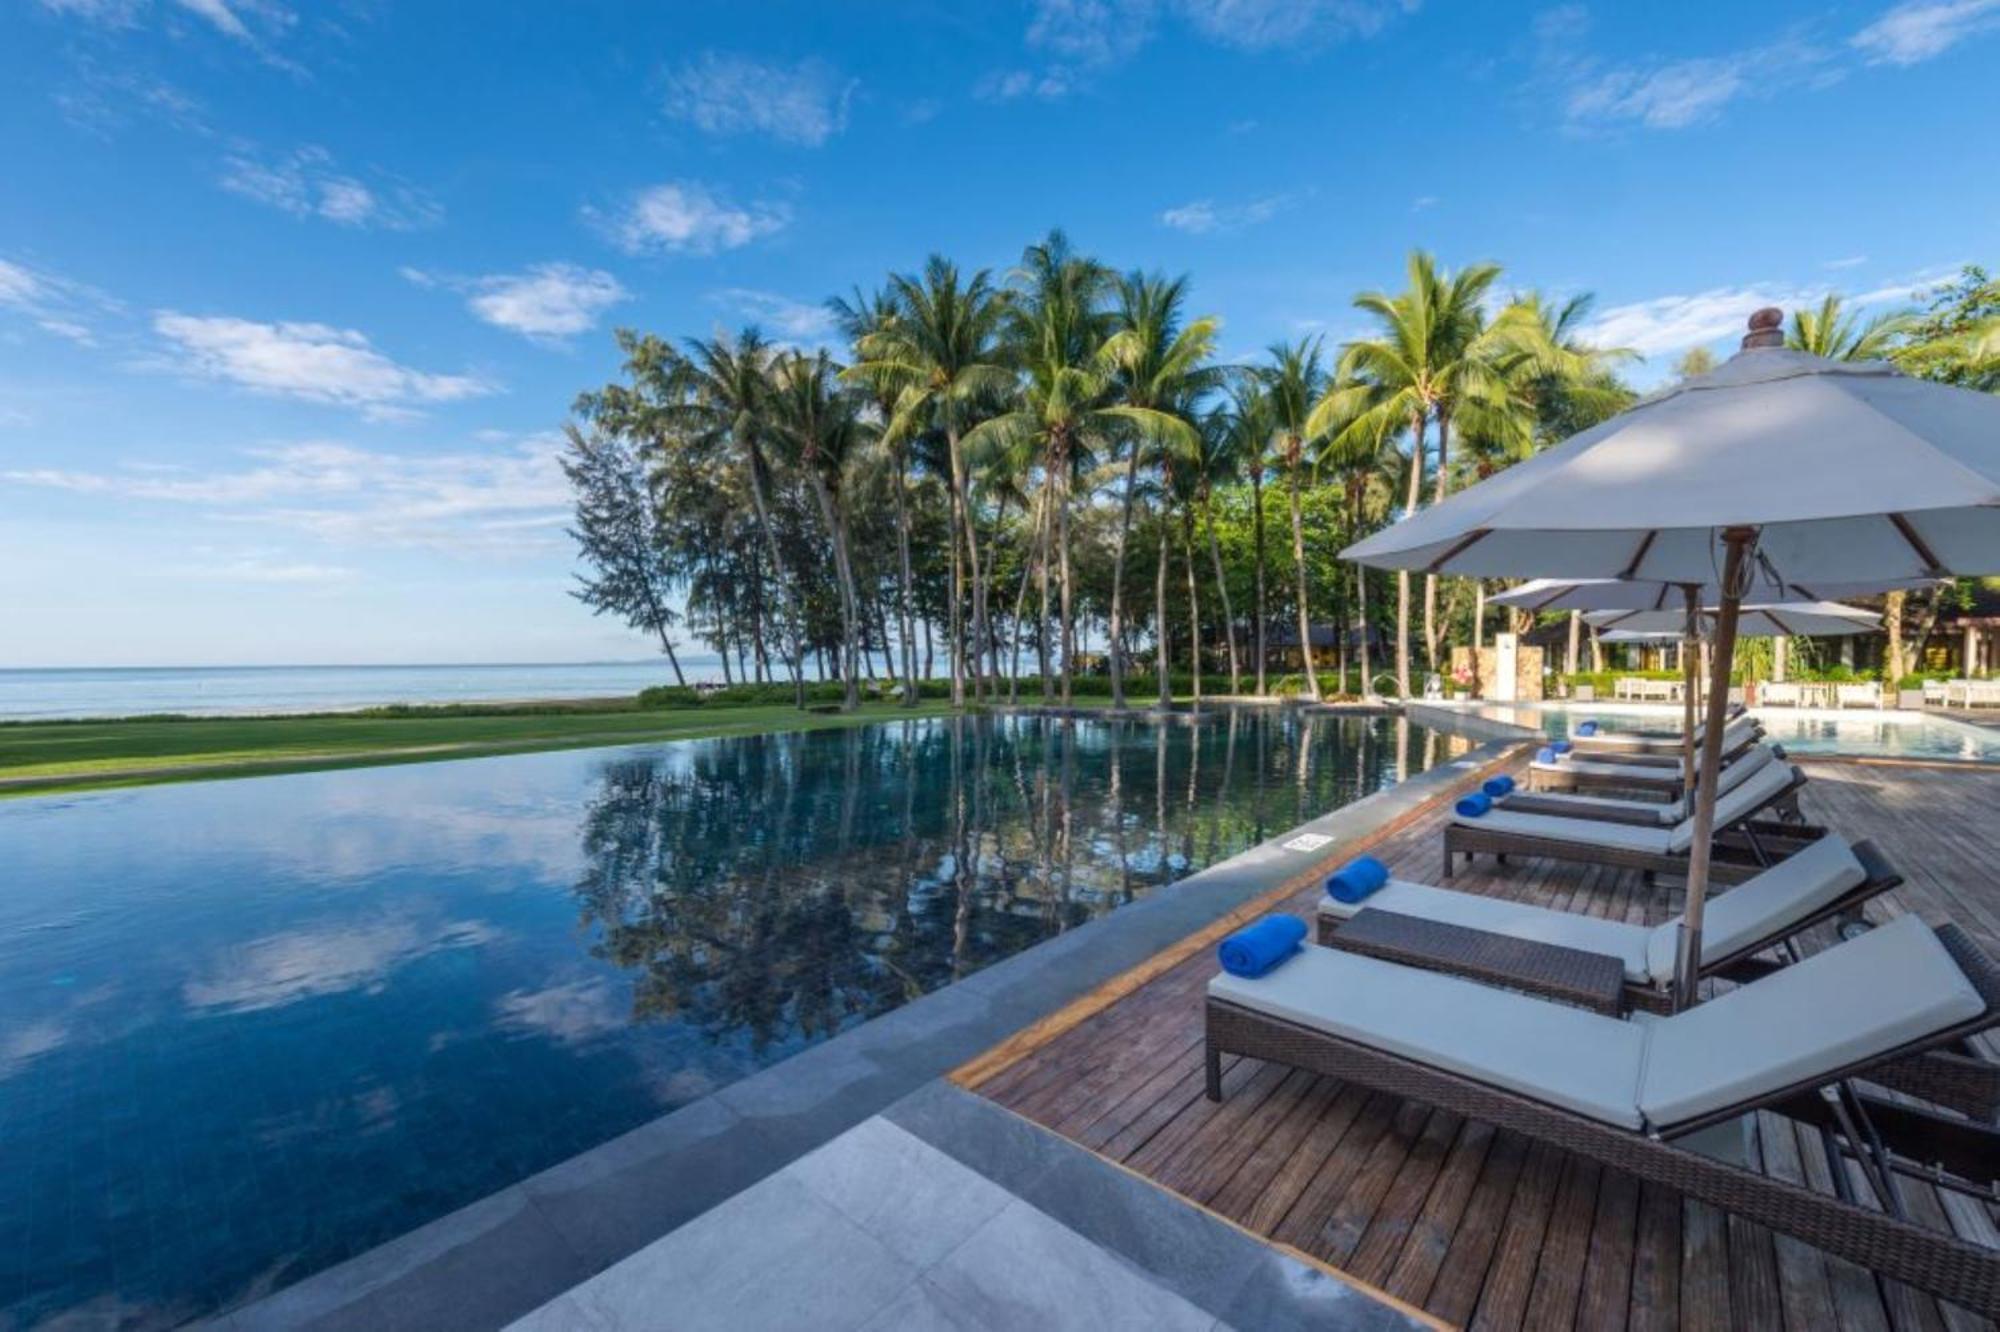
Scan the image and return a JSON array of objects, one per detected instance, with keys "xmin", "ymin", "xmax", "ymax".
[{"xmin": 0, "ymin": 662, "xmax": 702, "ymax": 720}]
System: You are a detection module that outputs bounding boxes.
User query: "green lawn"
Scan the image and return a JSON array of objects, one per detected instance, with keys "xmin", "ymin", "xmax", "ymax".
[{"xmin": 0, "ymin": 699, "xmax": 971, "ymax": 797}]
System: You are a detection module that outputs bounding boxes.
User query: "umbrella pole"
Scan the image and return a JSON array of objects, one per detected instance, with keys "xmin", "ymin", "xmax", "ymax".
[
  {"xmin": 1672, "ymin": 528, "xmax": 1755, "ymax": 1011},
  {"xmin": 1680, "ymin": 585, "xmax": 1699, "ymax": 821}
]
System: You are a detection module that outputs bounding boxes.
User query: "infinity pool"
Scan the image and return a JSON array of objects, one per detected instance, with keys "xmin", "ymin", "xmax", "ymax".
[
  {"xmin": 0, "ymin": 708, "xmax": 1463, "ymax": 1327},
  {"xmin": 1463, "ymin": 701, "xmax": 2000, "ymax": 762}
]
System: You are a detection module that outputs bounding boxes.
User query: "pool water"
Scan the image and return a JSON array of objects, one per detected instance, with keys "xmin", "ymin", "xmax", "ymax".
[
  {"xmin": 0, "ymin": 708, "xmax": 1462, "ymax": 1327},
  {"xmin": 1464, "ymin": 702, "xmax": 2000, "ymax": 762}
]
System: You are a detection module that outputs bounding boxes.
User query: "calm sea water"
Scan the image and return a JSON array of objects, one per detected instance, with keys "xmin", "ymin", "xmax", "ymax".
[
  {"xmin": 0, "ymin": 708, "xmax": 1465, "ymax": 1327},
  {"xmin": 0, "ymin": 662, "xmax": 702, "ymax": 720}
]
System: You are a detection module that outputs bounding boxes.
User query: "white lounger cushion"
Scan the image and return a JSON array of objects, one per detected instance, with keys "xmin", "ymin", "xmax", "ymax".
[
  {"xmin": 1637, "ymin": 914, "xmax": 1983, "ymax": 1127},
  {"xmin": 1207, "ymin": 944, "xmax": 1650, "ymax": 1127},
  {"xmin": 1533, "ymin": 744, "xmax": 1776, "ymax": 799},
  {"xmin": 1317, "ymin": 835, "xmax": 1868, "ymax": 986},
  {"xmin": 1211, "ymin": 915, "xmax": 1980, "ymax": 1133},
  {"xmin": 1640, "ymin": 835, "xmax": 1868, "ymax": 983},
  {"xmin": 1460, "ymin": 759, "xmax": 1793, "ymax": 857}
]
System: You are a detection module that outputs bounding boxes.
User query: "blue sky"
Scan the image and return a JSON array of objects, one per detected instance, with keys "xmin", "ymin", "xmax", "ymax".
[{"xmin": 1, "ymin": 0, "xmax": 1995, "ymax": 668}]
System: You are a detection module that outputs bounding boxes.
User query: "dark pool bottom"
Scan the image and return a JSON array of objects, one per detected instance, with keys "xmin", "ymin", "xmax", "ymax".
[{"xmin": 0, "ymin": 708, "xmax": 1466, "ymax": 1327}]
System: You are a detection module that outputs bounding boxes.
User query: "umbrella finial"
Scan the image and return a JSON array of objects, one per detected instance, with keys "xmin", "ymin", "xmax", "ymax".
[{"xmin": 1741, "ymin": 306, "xmax": 1785, "ymax": 350}]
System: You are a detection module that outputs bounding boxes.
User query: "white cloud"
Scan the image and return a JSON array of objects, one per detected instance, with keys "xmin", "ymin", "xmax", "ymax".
[
  {"xmin": 495, "ymin": 979, "xmax": 626, "ymax": 1046},
  {"xmin": 1028, "ymin": 0, "xmax": 1157, "ymax": 65},
  {"xmin": 158, "ymin": 554, "xmax": 356, "ymax": 583},
  {"xmin": 3, "ymin": 437, "xmax": 574, "ymax": 552},
  {"xmin": 1853, "ymin": 0, "xmax": 2000, "ymax": 64},
  {"xmin": 1824, "ymin": 254, "xmax": 1870, "ymax": 269},
  {"xmin": 1172, "ymin": 0, "xmax": 1418, "ymax": 50},
  {"xmin": 0, "ymin": 257, "xmax": 117, "ymax": 345},
  {"xmin": 664, "ymin": 52, "xmax": 856, "ymax": 146},
  {"xmin": 1159, "ymin": 193, "xmax": 1291, "ymax": 234},
  {"xmin": 410, "ymin": 263, "xmax": 630, "ymax": 342},
  {"xmin": 1561, "ymin": 36, "xmax": 1835, "ymax": 130},
  {"xmin": 1583, "ymin": 284, "xmax": 1815, "ymax": 357},
  {"xmin": 41, "ymin": 0, "xmax": 302, "ymax": 70},
  {"xmin": 594, "ymin": 181, "xmax": 790, "ymax": 256},
  {"xmin": 151, "ymin": 313, "xmax": 493, "ymax": 419},
  {"xmin": 1411, "ymin": 194, "xmax": 1439, "ymax": 211},
  {"xmin": 219, "ymin": 146, "xmax": 442, "ymax": 230},
  {"xmin": 708, "ymin": 287, "xmax": 836, "ymax": 341},
  {"xmin": 183, "ymin": 915, "xmax": 497, "ymax": 1014},
  {"xmin": 975, "ymin": 67, "xmax": 1077, "ymax": 101}
]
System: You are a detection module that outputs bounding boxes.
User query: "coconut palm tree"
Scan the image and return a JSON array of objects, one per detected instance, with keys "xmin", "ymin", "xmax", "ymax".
[
  {"xmin": 1260, "ymin": 339, "xmax": 1327, "ymax": 700},
  {"xmin": 850, "ymin": 257, "xmax": 1013, "ymax": 706},
  {"xmin": 968, "ymin": 233, "xmax": 1196, "ymax": 702},
  {"xmin": 1310, "ymin": 253, "xmax": 1506, "ymax": 696},
  {"xmin": 1193, "ymin": 404, "xmax": 1246, "ymax": 691},
  {"xmin": 768, "ymin": 351, "xmax": 872, "ymax": 710},
  {"xmin": 830, "ymin": 285, "xmax": 921, "ymax": 705},
  {"xmin": 1098, "ymin": 271, "xmax": 1222, "ymax": 706},
  {"xmin": 1787, "ymin": 293, "xmax": 1913, "ymax": 362}
]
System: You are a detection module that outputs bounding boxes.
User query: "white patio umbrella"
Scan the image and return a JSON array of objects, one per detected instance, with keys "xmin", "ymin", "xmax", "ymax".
[
  {"xmin": 1495, "ymin": 579, "xmax": 1919, "ymax": 794},
  {"xmin": 1586, "ymin": 601, "xmax": 1882, "ymax": 638},
  {"xmin": 1345, "ymin": 308, "xmax": 2000, "ymax": 1007}
]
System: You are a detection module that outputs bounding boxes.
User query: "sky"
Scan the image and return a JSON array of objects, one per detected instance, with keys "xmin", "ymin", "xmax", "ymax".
[{"xmin": 1, "ymin": 0, "xmax": 1996, "ymax": 669}]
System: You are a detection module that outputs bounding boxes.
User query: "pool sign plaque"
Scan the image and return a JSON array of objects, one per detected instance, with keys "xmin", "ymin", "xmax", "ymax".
[{"xmin": 1283, "ymin": 833, "xmax": 1334, "ymax": 853}]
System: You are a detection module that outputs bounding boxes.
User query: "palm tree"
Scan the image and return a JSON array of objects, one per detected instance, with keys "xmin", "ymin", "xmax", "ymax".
[
  {"xmin": 1193, "ymin": 404, "xmax": 1246, "ymax": 691},
  {"xmin": 1787, "ymin": 294, "xmax": 1912, "ymax": 361},
  {"xmin": 1261, "ymin": 339, "xmax": 1327, "ymax": 700},
  {"xmin": 830, "ymin": 285, "xmax": 920, "ymax": 705},
  {"xmin": 850, "ymin": 257, "xmax": 1012, "ymax": 706},
  {"xmin": 1317, "ymin": 390, "xmax": 1399, "ymax": 698},
  {"xmin": 1229, "ymin": 379, "xmax": 1276, "ymax": 695},
  {"xmin": 1098, "ymin": 272, "xmax": 1222, "ymax": 706},
  {"xmin": 1311, "ymin": 253, "xmax": 1505, "ymax": 696},
  {"xmin": 968, "ymin": 233, "xmax": 1195, "ymax": 703},
  {"xmin": 768, "ymin": 351, "xmax": 871, "ymax": 709},
  {"xmin": 580, "ymin": 327, "xmax": 808, "ymax": 706}
]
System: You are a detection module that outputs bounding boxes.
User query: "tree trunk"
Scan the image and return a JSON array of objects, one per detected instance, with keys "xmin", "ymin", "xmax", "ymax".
[
  {"xmin": 947, "ymin": 484, "xmax": 965, "ymax": 704},
  {"xmin": 739, "ymin": 443, "xmax": 806, "ymax": 706},
  {"xmin": 1589, "ymin": 624, "xmax": 1604, "ymax": 674},
  {"xmin": 1106, "ymin": 440, "xmax": 1144, "ymax": 708},
  {"xmin": 1566, "ymin": 610, "xmax": 1581, "ymax": 677},
  {"xmin": 655, "ymin": 627, "xmax": 687, "ymax": 687},
  {"xmin": 983, "ymin": 491, "xmax": 1010, "ymax": 687},
  {"xmin": 1008, "ymin": 489, "xmax": 1044, "ymax": 703},
  {"xmin": 1884, "ymin": 588, "xmax": 1908, "ymax": 684},
  {"xmin": 1155, "ymin": 513, "xmax": 1171, "ymax": 707},
  {"xmin": 1350, "ymin": 483, "xmax": 1371, "ymax": 698},
  {"xmin": 1287, "ymin": 445, "xmax": 1319, "ymax": 700},
  {"xmin": 945, "ymin": 426, "xmax": 986, "ymax": 704},
  {"xmin": 1036, "ymin": 482, "xmax": 1053, "ymax": 701},
  {"xmin": 1396, "ymin": 411, "xmax": 1427, "ymax": 698},
  {"xmin": 1183, "ymin": 507, "xmax": 1203, "ymax": 704},
  {"xmin": 1424, "ymin": 411, "xmax": 1452, "ymax": 675},
  {"xmin": 1251, "ymin": 467, "xmax": 1267, "ymax": 695},
  {"xmin": 891, "ymin": 442, "xmax": 919, "ymax": 706},
  {"xmin": 1056, "ymin": 466, "xmax": 1075, "ymax": 704},
  {"xmin": 1203, "ymin": 494, "xmax": 1239, "ymax": 692}
]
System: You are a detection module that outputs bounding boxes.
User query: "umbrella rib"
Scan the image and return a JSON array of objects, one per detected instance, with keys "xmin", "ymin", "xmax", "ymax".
[
  {"xmin": 1887, "ymin": 513, "xmax": 1949, "ymax": 578},
  {"xmin": 1769, "ymin": 610, "xmax": 1795, "ymax": 636},
  {"xmin": 1617, "ymin": 531, "xmax": 1658, "ymax": 579},
  {"xmin": 1425, "ymin": 529, "xmax": 1490, "ymax": 574}
]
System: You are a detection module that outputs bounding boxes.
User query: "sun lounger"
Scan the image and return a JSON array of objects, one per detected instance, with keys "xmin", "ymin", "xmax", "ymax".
[
  {"xmin": 1206, "ymin": 914, "xmax": 2000, "ymax": 1314},
  {"xmin": 1444, "ymin": 760, "xmax": 1812, "ymax": 882},
  {"xmin": 1837, "ymin": 682, "xmax": 1883, "ymax": 709},
  {"xmin": 1513, "ymin": 744, "xmax": 1784, "ymax": 820},
  {"xmin": 1317, "ymin": 835, "xmax": 1897, "ymax": 1013},
  {"xmin": 1527, "ymin": 736, "xmax": 1778, "ymax": 796},
  {"xmin": 1760, "ymin": 682, "xmax": 1803, "ymax": 707},
  {"xmin": 1567, "ymin": 711, "xmax": 1756, "ymax": 758}
]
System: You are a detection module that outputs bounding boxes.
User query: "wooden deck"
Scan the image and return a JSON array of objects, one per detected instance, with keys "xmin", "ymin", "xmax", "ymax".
[{"xmin": 963, "ymin": 755, "xmax": 2000, "ymax": 1331}]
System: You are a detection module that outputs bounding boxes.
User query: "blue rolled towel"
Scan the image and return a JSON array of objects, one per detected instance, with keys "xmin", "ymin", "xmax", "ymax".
[
  {"xmin": 1325, "ymin": 855, "xmax": 1389, "ymax": 904},
  {"xmin": 1456, "ymin": 792, "xmax": 1493, "ymax": 818},
  {"xmin": 1483, "ymin": 775, "xmax": 1516, "ymax": 797},
  {"xmin": 1218, "ymin": 915, "xmax": 1307, "ymax": 978},
  {"xmin": 1576, "ymin": 719, "xmax": 1599, "ymax": 736},
  {"xmin": 1551, "ymin": 740, "xmax": 1573, "ymax": 754},
  {"xmin": 1535, "ymin": 745, "xmax": 1558, "ymax": 764}
]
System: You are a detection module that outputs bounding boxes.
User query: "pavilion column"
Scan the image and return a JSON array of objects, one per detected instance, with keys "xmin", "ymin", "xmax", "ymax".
[{"xmin": 1772, "ymin": 635, "xmax": 1788, "ymax": 683}]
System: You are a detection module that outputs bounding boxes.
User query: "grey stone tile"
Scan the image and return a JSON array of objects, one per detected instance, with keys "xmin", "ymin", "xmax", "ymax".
[
  {"xmin": 923, "ymin": 1200, "xmax": 1216, "ymax": 1332},
  {"xmin": 227, "ymin": 1185, "xmax": 588, "ymax": 1332},
  {"xmin": 854, "ymin": 1278, "xmax": 984, "ymax": 1332},
  {"xmin": 786, "ymin": 1119, "xmax": 1014, "ymax": 1270},
  {"xmin": 1216, "ymin": 1251, "xmax": 1433, "ymax": 1332},
  {"xmin": 523, "ymin": 1174, "xmax": 917, "ymax": 1332},
  {"xmin": 520, "ymin": 1094, "xmax": 784, "ymax": 1270},
  {"xmin": 881, "ymin": 1083, "xmax": 1068, "ymax": 1199}
]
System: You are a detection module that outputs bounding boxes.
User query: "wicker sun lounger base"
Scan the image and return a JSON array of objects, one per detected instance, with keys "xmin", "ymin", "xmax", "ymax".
[{"xmin": 1205, "ymin": 924, "xmax": 2000, "ymax": 1316}]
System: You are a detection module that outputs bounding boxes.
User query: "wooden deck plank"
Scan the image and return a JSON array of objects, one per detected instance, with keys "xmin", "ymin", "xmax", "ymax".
[{"xmin": 969, "ymin": 756, "xmax": 2000, "ymax": 1331}]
